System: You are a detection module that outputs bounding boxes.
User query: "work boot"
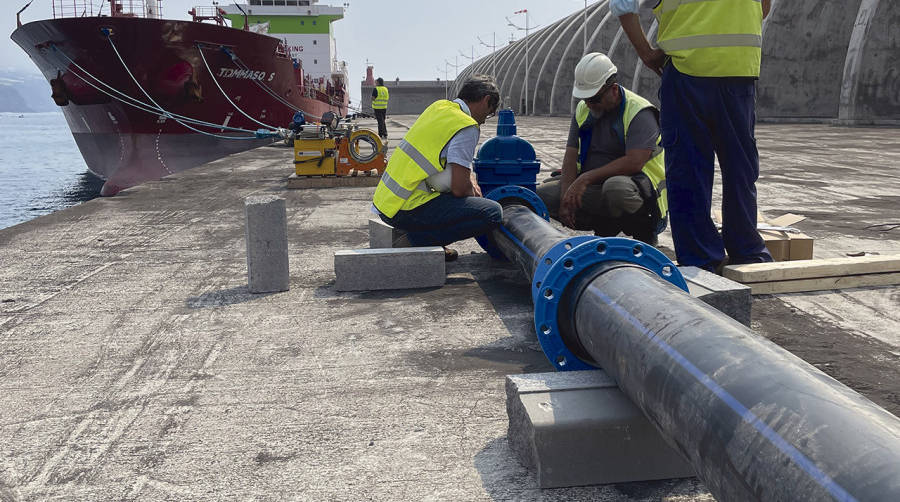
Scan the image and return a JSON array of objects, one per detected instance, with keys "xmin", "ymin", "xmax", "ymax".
[
  {"xmin": 444, "ymin": 247, "xmax": 459, "ymax": 262},
  {"xmin": 631, "ymin": 229, "xmax": 659, "ymax": 247}
]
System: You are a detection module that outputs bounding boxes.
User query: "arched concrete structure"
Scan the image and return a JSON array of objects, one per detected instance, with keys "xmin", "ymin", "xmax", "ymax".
[
  {"xmin": 506, "ymin": 22, "xmax": 558, "ymax": 115},
  {"xmin": 529, "ymin": 10, "xmax": 584, "ymax": 114},
  {"xmin": 839, "ymin": 0, "xmax": 900, "ymax": 124},
  {"xmin": 452, "ymin": 0, "xmax": 900, "ymax": 123},
  {"xmin": 548, "ymin": 5, "xmax": 611, "ymax": 115}
]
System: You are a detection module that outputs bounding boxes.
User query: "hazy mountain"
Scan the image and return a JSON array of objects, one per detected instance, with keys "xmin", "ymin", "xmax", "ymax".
[{"xmin": 0, "ymin": 69, "xmax": 57, "ymax": 113}]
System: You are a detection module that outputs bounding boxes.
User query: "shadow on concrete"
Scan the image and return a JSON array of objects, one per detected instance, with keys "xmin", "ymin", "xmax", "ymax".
[
  {"xmin": 472, "ymin": 436, "xmax": 708, "ymax": 501},
  {"xmin": 186, "ymin": 285, "xmax": 277, "ymax": 308},
  {"xmin": 313, "ymin": 282, "xmax": 447, "ymax": 300}
]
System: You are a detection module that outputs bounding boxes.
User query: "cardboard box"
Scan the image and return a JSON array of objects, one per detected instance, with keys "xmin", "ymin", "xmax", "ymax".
[
  {"xmin": 714, "ymin": 212, "xmax": 814, "ymax": 262},
  {"xmin": 761, "ymin": 213, "xmax": 814, "ymax": 261}
]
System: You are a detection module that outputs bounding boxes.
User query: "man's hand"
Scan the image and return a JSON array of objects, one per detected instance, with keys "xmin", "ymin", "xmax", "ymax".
[
  {"xmin": 640, "ymin": 48, "xmax": 667, "ymax": 76},
  {"xmin": 470, "ymin": 171, "xmax": 482, "ymax": 197},
  {"xmin": 619, "ymin": 13, "xmax": 666, "ymax": 76},
  {"xmin": 559, "ymin": 179, "xmax": 587, "ymax": 228}
]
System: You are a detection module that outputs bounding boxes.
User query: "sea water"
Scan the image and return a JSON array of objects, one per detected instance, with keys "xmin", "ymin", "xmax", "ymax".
[{"xmin": 0, "ymin": 112, "xmax": 101, "ymax": 230}]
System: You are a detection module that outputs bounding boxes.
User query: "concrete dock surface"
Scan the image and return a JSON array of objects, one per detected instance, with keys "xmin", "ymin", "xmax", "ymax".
[{"xmin": 1, "ymin": 116, "xmax": 898, "ymax": 500}]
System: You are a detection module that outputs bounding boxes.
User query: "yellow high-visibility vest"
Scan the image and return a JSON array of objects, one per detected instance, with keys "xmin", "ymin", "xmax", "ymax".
[
  {"xmin": 373, "ymin": 85, "xmax": 390, "ymax": 110},
  {"xmin": 575, "ymin": 87, "xmax": 668, "ymax": 218},
  {"xmin": 654, "ymin": 0, "xmax": 763, "ymax": 77},
  {"xmin": 373, "ymin": 100, "xmax": 477, "ymax": 217}
]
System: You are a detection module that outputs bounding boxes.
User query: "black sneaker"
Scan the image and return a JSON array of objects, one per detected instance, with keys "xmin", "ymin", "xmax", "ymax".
[{"xmin": 444, "ymin": 247, "xmax": 459, "ymax": 262}]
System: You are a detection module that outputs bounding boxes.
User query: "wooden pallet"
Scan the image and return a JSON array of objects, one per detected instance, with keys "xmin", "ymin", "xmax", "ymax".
[{"xmin": 722, "ymin": 255, "xmax": 900, "ymax": 294}]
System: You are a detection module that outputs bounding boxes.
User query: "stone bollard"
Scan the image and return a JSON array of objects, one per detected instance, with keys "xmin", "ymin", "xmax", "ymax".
[{"xmin": 245, "ymin": 195, "xmax": 290, "ymax": 293}]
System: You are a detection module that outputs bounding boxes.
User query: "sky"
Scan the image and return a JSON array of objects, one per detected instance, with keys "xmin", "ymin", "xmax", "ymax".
[{"xmin": 5, "ymin": 0, "xmax": 592, "ymax": 105}]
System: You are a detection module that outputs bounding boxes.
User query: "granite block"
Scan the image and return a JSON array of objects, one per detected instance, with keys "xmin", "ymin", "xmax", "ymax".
[
  {"xmin": 334, "ymin": 247, "xmax": 444, "ymax": 291},
  {"xmin": 245, "ymin": 195, "xmax": 289, "ymax": 293}
]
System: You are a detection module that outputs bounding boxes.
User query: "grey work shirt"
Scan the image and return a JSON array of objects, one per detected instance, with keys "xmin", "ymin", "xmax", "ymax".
[{"xmin": 566, "ymin": 106, "xmax": 659, "ymax": 174}]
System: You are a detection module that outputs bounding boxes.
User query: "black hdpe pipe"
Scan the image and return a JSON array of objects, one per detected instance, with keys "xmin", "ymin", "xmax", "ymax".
[{"xmin": 492, "ymin": 204, "xmax": 900, "ymax": 501}]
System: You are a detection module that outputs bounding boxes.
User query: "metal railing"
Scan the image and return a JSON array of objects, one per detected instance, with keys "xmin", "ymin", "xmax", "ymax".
[{"xmin": 52, "ymin": 1, "xmax": 165, "ymax": 19}]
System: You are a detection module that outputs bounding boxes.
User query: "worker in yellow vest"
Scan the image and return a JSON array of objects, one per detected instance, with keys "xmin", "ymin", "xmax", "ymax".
[
  {"xmin": 615, "ymin": 0, "xmax": 774, "ymax": 272},
  {"xmin": 537, "ymin": 53, "xmax": 667, "ymax": 246},
  {"xmin": 372, "ymin": 75, "xmax": 502, "ymax": 262},
  {"xmin": 372, "ymin": 77, "xmax": 390, "ymax": 140}
]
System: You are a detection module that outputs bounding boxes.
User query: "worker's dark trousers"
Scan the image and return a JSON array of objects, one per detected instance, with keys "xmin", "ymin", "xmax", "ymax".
[
  {"xmin": 659, "ymin": 64, "xmax": 772, "ymax": 271},
  {"xmin": 380, "ymin": 193, "xmax": 502, "ymax": 247},
  {"xmin": 374, "ymin": 108, "xmax": 388, "ymax": 138}
]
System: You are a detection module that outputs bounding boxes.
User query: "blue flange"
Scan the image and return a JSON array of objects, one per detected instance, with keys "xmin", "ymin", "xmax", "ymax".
[
  {"xmin": 530, "ymin": 235, "xmax": 597, "ymax": 304},
  {"xmin": 533, "ymin": 237, "xmax": 688, "ymax": 372},
  {"xmin": 484, "ymin": 185, "xmax": 549, "ymax": 221},
  {"xmin": 476, "ymin": 185, "xmax": 550, "ymax": 258}
]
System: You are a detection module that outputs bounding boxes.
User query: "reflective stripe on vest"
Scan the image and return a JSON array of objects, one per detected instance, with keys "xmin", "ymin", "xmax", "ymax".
[
  {"xmin": 373, "ymin": 100, "xmax": 477, "ymax": 217},
  {"xmin": 373, "ymin": 86, "xmax": 389, "ymax": 109},
  {"xmin": 574, "ymin": 87, "xmax": 668, "ymax": 218},
  {"xmin": 654, "ymin": 0, "xmax": 763, "ymax": 77}
]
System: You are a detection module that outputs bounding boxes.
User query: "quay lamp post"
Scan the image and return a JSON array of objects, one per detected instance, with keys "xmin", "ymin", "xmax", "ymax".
[
  {"xmin": 507, "ymin": 9, "xmax": 531, "ymax": 115},
  {"xmin": 477, "ymin": 33, "xmax": 498, "ymax": 80},
  {"xmin": 445, "ymin": 58, "xmax": 460, "ymax": 98}
]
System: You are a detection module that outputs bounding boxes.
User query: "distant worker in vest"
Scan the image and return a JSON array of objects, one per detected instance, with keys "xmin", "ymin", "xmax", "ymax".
[
  {"xmin": 536, "ymin": 52, "xmax": 667, "ymax": 245},
  {"xmin": 372, "ymin": 75, "xmax": 502, "ymax": 262},
  {"xmin": 614, "ymin": 0, "xmax": 773, "ymax": 272},
  {"xmin": 372, "ymin": 77, "xmax": 390, "ymax": 140}
]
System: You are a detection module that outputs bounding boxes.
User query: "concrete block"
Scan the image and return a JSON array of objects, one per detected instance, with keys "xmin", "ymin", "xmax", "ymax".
[
  {"xmin": 245, "ymin": 195, "xmax": 290, "ymax": 293},
  {"xmin": 506, "ymin": 371, "xmax": 694, "ymax": 488},
  {"xmin": 368, "ymin": 218, "xmax": 409, "ymax": 248},
  {"xmin": 681, "ymin": 266, "xmax": 752, "ymax": 326},
  {"xmin": 334, "ymin": 247, "xmax": 444, "ymax": 291}
]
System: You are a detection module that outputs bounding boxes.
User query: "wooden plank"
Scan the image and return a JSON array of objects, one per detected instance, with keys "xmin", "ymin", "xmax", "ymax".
[
  {"xmin": 749, "ymin": 271, "xmax": 900, "ymax": 295},
  {"xmin": 723, "ymin": 255, "xmax": 900, "ymax": 283}
]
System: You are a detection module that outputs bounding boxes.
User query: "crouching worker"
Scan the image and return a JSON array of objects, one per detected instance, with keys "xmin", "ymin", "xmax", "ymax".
[
  {"xmin": 537, "ymin": 52, "xmax": 667, "ymax": 245},
  {"xmin": 372, "ymin": 75, "xmax": 503, "ymax": 262}
]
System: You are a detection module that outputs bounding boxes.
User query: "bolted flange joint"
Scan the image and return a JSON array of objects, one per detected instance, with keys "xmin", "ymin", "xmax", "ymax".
[{"xmin": 533, "ymin": 237, "xmax": 688, "ymax": 371}]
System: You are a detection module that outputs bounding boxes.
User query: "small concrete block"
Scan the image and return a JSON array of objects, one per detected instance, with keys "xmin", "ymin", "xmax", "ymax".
[
  {"xmin": 506, "ymin": 371, "xmax": 694, "ymax": 488},
  {"xmin": 245, "ymin": 195, "xmax": 290, "ymax": 293},
  {"xmin": 368, "ymin": 218, "xmax": 409, "ymax": 248},
  {"xmin": 681, "ymin": 266, "xmax": 752, "ymax": 326},
  {"xmin": 334, "ymin": 247, "xmax": 444, "ymax": 291}
]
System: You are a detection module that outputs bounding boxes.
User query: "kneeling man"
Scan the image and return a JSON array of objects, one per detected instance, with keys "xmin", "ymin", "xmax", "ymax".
[
  {"xmin": 373, "ymin": 75, "xmax": 502, "ymax": 261},
  {"xmin": 537, "ymin": 52, "xmax": 667, "ymax": 245}
]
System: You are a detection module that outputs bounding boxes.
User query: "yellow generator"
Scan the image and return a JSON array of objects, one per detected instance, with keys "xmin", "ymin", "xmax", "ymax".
[{"xmin": 294, "ymin": 126, "xmax": 387, "ymax": 177}]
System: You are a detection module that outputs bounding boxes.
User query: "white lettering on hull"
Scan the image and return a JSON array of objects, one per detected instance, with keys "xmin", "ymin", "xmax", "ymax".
[{"xmin": 217, "ymin": 68, "xmax": 276, "ymax": 81}]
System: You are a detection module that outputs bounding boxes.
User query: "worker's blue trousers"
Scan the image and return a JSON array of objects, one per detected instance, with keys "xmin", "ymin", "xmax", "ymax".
[
  {"xmin": 659, "ymin": 64, "xmax": 773, "ymax": 271},
  {"xmin": 381, "ymin": 193, "xmax": 502, "ymax": 247}
]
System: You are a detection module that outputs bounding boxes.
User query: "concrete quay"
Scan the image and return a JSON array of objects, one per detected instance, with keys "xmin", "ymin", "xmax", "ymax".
[{"xmin": 1, "ymin": 116, "xmax": 899, "ymax": 500}]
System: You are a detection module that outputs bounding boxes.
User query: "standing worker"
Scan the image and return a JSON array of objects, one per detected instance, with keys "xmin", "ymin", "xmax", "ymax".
[
  {"xmin": 372, "ymin": 75, "xmax": 502, "ymax": 262},
  {"xmin": 372, "ymin": 77, "xmax": 390, "ymax": 140},
  {"xmin": 613, "ymin": 0, "xmax": 773, "ymax": 272},
  {"xmin": 537, "ymin": 52, "xmax": 667, "ymax": 246}
]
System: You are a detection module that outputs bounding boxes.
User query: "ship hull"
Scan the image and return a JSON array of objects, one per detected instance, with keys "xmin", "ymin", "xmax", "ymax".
[{"xmin": 11, "ymin": 16, "xmax": 347, "ymax": 195}]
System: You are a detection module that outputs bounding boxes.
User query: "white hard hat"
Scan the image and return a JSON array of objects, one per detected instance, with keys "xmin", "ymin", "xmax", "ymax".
[{"xmin": 572, "ymin": 52, "xmax": 618, "ymax": 99}]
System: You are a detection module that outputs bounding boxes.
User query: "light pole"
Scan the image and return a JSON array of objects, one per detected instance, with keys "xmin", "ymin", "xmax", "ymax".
[
  {"xmin": 584, "ymin": 0, "xmax": 588, "ymax": 53},
  {"xmin": 477, "ymin": 33, "xmax": 498, "ymax": 79},
  {"xmin": 507, "ymin": 9, "xmax": 530, "ymax": 115},
  {"xmin": 437, "ymin": 65, "xmax": 448, "ymax": 99},
  {"xmin": 445, "ymin": 58, "xmax": 460, "ymax": 98},
  {"xmin": 459, "ymin": 46, "xmax": 477, "ymax": 79}
]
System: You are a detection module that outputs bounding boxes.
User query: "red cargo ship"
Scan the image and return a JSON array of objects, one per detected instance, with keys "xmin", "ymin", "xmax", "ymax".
[{"xmin": 11, "ymin": 1, "xmax": 349, "ymax": 195}]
